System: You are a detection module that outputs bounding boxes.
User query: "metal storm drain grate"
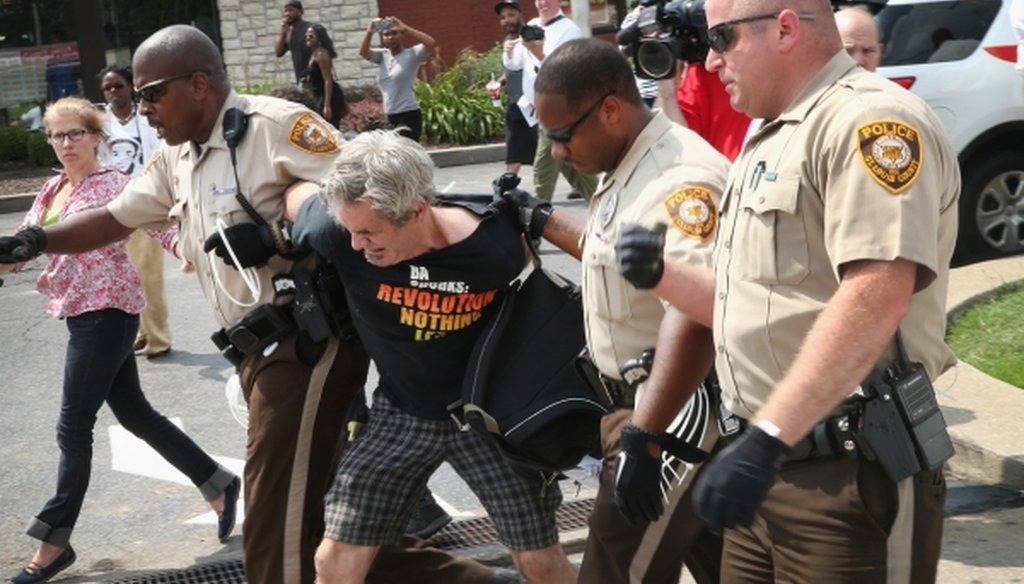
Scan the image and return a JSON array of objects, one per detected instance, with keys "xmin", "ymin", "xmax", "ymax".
[
  {"xmin": 106, "ymin": 498, "xmax": 595, "ymax": 583},
  {"xmin": 433, "ymin": 498, "xmax": 594, "ymax": 552},
  {"xmin": 109, "ymin": 559, "xmax": 246, "ymax": 583}
]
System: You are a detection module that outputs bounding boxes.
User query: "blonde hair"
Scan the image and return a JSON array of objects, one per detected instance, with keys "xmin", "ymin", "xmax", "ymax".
[{"xmin": 43, "ymin": 97, "xmax": 106, "ymax": 139}]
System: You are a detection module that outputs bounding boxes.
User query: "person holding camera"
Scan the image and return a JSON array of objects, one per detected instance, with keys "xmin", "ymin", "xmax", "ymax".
[
  {"xmin": 494, "ymin": 1, "xmax": 538, "ymax": 176},
  {"xmin": 503, "ymin": 0, "xmax": 598, "ymax": 202},
  {"xmin": 359, "ymin": 16, "xmax": 436, "ymax": 142},
  {"xmin": 509, "ymin": 37, "xmax": 727, "ymax": 584},
  {"xmin": 614, "ymin": 0, "xmax": 959, "ymax": 581}
]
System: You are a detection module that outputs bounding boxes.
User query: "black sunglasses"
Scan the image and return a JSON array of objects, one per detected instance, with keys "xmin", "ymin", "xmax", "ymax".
[
  {"xmin": 707, "ymin": 11, "xmax": 816, "ymax": 54},
  {"xmin": 132, "ymin": 72, "xmax": 195, "ymax": 103},
  {"xmin": 543, "ymin": 89, "xmax": 615, "ymax": 143}
]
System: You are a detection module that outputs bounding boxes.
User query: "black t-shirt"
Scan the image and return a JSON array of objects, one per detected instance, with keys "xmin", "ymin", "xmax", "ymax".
[
  {"xmin": 289, "ymin": 21, "xmax": 313, "ymax": 83},
  {"xmin": 294, "ymin": 196, "xmax": 525, "ymax": 419}
]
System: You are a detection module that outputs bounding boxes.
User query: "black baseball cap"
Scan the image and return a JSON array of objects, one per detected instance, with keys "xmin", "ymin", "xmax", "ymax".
[
  {"xmin": 494, "ymin": 1, "xmax": 521, "ymax": 14},
  {"xmin": 285, "ymin": 0, "xmax": 303, "ymax": 10}
]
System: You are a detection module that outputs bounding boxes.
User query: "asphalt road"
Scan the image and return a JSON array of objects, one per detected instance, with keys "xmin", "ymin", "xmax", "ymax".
[{"xmin": 1, "ymin": 161, "xmax": 1022, "ymax": 583}]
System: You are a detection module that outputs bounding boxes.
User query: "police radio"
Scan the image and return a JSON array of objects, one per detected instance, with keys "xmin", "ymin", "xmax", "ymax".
[
  {"xmin": 855, "ymin": 331, "xmax": 954, "ymax": 482},
  {"xmin": 221, "ymin": 107, "xmax": 267, "ymax": 227}
]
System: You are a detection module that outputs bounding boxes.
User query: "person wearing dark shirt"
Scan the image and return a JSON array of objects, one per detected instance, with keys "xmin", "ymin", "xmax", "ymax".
[
  {"xmin": 274, "ymin": 0, "xmax": 313, "ymax": 84},
  {"xmin": 285, "ymin": 129, "xmax": 578, "ymax": 584}
]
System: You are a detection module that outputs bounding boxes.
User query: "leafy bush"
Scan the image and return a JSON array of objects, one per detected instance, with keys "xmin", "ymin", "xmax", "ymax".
[
  {"xmin": 0, "ymin": 127, "xmax": 30, "ymax": 162},
  {"xmin": 415, "ymin": 45, "xmax": 505, "ymax": 145},
  {"xmin": 341, "ymin": 98, "xmax": 387, "ymax": 134},
  {"xmin": 26, "ymin": 132, "xmax": 58, "ymax": 166}
]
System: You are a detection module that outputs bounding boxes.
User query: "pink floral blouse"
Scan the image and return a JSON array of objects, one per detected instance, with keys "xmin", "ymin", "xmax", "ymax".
[{"xmin": 18, "ymin": 166, "xmax": 145, "ymax": 319}]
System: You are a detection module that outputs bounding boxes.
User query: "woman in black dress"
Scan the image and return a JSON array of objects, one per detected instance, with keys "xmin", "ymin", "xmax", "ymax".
[{"xmin": 303, "ymin": 23, "xmax": 347, "ymax": 129}]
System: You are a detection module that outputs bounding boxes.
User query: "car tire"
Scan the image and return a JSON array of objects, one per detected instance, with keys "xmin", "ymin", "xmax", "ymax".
[{"xmin": 955, "ymin": 150, "xmax": 1024, "ymax": 263}]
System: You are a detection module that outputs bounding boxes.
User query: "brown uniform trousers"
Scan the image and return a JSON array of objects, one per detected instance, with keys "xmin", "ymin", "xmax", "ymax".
[
  {"xmin": 239, "ymin": 333, "xmax": 496, "ymax": 584},
  {"xmin": 579, "ymin": 408, "xmax": 722, "ymax": 584},
  {"xmin": 721, "ymin": 457, "xmax": 946, "ymax": 583}
]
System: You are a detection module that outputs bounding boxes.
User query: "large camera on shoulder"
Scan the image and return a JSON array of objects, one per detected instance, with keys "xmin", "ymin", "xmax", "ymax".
[
  {"xmin": 521, "ymin": 24, "xmax": 546, "ymax": 42},
  {"xmin": 617, "ymin": 0, "xmax": 709, "ymax": 80}
]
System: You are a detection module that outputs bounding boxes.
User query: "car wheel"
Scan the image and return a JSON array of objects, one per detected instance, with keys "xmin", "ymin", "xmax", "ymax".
[{"xmin": 956, "ymin": 151, "xmax": 1024, "ymax": 262}]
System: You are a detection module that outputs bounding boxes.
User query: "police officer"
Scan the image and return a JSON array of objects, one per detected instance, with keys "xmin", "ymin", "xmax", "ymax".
[
  {"xmin": 0, "ymin": 25, "xmax": 515, "ymax": 584},
  {"xmin": 507, "ymin": 38, "xmax": 729, "ymax": 583},
  {"xmin": 615, "ymin": 0, "xmax": 960, "ymax": 581}
]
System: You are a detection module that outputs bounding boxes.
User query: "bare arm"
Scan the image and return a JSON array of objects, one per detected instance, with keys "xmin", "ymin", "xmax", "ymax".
[
  {"xmin": 42, "ymin": 207, "xmax": 134, "ymax": 254},
  {"xmin": 751, "ymin": 258, "xmax": 917, "ymax": 445},
  {"xmin": 391, "ymin": 18, "xmax": 437, "ymax": 56},
  {"xmin": 632, "ymin": 307, "xmax": 715, "ymax": 451},
  {"xmin": 283, "ymin": 180, "xmax": 321, "ymax": 222},
  {"xmin": 359, "ymin": 19, "xmax": 380, "ymax": 62},
  {"xmin": 538, "ymin": 209, "xmax": 583, "ymax": 260},
  {"xmin": 274, "ymin": 19, "xmax": 290, "ymax": 58},
  {"xmin": 658, "ymin": 77, "xmax": 686, "ymax": 126},
  {"xmin": 648, "ymin": 259, "xmax": 716, "ymax": 328},
  {"xmin": 315, "ymin": 50, "xmax": 335, "ymax": 120}
]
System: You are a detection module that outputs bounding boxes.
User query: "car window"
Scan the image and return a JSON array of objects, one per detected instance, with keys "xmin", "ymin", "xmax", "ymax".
[{"xmin": 879, "ymin": 0, "xmax": 1001, "ymax": 65}]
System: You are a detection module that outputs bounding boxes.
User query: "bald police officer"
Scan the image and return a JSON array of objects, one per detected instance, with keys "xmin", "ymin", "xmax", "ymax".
[
  {"xmin": 0, "ymin": 25, "xmax": 517, "ymax": 584},
  {"xmin": 615, "ymin": 0, "xmax": 959, "ymax": 582},
  {"xmin": 506, "ymin": 38, "xmax": 729, "ymax": 583}
]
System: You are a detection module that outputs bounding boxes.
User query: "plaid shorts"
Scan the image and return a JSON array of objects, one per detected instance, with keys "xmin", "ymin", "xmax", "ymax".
[{"xmin": 323, "ymin": 390, "xmax": 562, "ymax": 550}]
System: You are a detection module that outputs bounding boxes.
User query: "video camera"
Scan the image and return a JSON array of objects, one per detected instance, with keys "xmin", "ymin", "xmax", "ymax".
[{"xmin": 617, "ymin": 0, "xmax": 709, "ymax": 79}]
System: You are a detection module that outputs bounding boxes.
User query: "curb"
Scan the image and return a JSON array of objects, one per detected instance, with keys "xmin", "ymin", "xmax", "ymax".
[{"xmin": 939, "ymin": 255, "xmax": 1024, "ymax": 490}]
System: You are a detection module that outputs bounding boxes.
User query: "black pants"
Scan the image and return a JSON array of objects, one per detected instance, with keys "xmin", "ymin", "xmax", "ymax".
[{"xmin": 387, "ymin": 109, "xmax": 423, "ymax": 143}]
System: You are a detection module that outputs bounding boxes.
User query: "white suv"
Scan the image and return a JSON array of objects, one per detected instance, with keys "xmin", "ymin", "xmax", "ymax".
[{"xmin": 876, "ymin": 0, "xmax": 1024, "ymax": 263}]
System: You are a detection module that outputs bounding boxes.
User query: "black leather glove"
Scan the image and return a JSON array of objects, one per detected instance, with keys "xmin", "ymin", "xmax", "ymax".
[
  {"xmin": 692, "ymin": 425, "xmax": 791, "ymax": 532},
  {"xmin": 614, "ymin": 421, "xmax": 709, "ymax": 525},
  {"xmin": 616, "ymin": 223, "xmax": 667, "ymax": 289},
  {"xmin": 492, "ymin": 172, "xmax": 552, "ymax": 240},
  {"xmin": 203, "ymin": 222, "xmax": 287, "ymax": 269},
  {"xmin": 0, "ymin": 225, "xmax": 47, "ymax": 263}
]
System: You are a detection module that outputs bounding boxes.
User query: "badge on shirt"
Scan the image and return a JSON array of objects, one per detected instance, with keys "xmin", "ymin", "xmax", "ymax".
[
  {"xmin": 599, "ymin": 189, "xmax": 619, "ymax": 229},
  {"xmin": 288, "ymin": 113, "xmax": 340, "ymax": 155},
  {"xmin": 857, "ymin": 120, "xmax": 922, "ymax": 194},
  {"xmin": 664, "ymin": 186, "xmax": 716, "ymax": 241}
]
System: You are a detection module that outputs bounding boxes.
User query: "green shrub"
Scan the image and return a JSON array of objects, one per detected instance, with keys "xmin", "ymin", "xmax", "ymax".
[
  {"xmin": 415, "ymin": 45, "xmax": 505, "ymax": 145},
  {"xmin": 0, "ymin": 126, "xmax": 30, "ymax": 162},
  {"xmin": 26, "ymin": 132, "xmax": 58, "ymax": 166}
]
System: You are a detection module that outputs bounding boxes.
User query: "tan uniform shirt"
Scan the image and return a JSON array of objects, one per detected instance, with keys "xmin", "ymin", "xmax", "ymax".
[
  {"xmin": 108, "ymin": 91, "xmax": 341, "ymax": 328},
  {"xmin": 713, "ymin": 51, "xmax": 960, "ymax": 418},
  {"xmin": 582, "ymin": 112, "xmax": 730, "ymax": 379}
]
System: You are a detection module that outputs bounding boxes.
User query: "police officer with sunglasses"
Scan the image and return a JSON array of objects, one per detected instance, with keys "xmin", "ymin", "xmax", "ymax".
[{"xmin": 615, "ymin": 0, "xmax": 960, "ymax": 581}]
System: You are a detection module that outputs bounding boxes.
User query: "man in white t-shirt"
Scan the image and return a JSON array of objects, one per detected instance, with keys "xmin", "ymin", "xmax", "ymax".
[{"xmin": 503, "ymin": 0, "xmax": 598, "ymax": 202}]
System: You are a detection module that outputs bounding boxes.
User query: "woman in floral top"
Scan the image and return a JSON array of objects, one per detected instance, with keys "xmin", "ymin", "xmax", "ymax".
[{"xmin": 0, "ymin": 98, "xmax": 240, "ymax": 584}]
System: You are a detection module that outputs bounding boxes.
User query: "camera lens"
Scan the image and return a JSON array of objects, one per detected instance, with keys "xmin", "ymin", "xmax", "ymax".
[{"xmin": 637, "ymin": 41, "xmax": 675, "ymax": 79}]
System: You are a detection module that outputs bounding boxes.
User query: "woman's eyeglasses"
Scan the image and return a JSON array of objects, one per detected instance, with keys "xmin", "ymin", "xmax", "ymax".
[
  {"xmin": 707, "ymin": 11, "xmax": 816, "ymax": 54},
  {"xmin": 46, "ymin": 129, "xmax": 92, "ymax": 145}
]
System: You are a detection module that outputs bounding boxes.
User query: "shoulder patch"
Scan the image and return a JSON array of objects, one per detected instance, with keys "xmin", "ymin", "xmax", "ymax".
[
  {"xmin": 664, "ymin": 186, "xmax": 716, "ymax": 241},
  {"xmin": 856, "ymin": 120, "xmax": 922, "ymax": 194},
  {"xmin": 288, "ymin": 113, "xmax": 340, "ymax": 155}
]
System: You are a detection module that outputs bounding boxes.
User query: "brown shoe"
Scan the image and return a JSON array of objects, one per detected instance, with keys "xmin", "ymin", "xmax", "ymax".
[
  {"xmin": 144, "ymin": 347, "xmax": 172, "ymax": 360},
  {"xmin": 132, "ymin": 337, "xmax": 147, "ymax": 352}
]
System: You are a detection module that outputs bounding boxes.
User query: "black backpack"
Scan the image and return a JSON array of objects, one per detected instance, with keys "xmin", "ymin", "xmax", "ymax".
[{"xmin": 441, "ymin": 194, "xmax": 609, "ymax": 482}]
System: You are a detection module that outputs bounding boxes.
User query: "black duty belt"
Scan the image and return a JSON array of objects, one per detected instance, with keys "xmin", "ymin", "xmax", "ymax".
[{"xmin": 721, "ymin": 400, "xmax": 863, "ymax": 465}]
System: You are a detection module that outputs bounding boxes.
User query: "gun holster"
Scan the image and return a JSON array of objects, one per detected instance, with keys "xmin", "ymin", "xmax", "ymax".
[{"xmin": 212, "ymin": 303, "xmax": 296, "ymax": 368}]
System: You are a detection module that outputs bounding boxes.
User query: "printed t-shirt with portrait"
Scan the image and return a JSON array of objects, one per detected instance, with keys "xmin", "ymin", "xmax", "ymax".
[{"xmin": 711, "ymin": 50, "xmax": 961, "ymax": 418}]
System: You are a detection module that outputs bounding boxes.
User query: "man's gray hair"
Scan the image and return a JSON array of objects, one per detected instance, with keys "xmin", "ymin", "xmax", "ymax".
[{"xmin": 319, "ymin": 130, "xmax": 436, "ymax": 224}]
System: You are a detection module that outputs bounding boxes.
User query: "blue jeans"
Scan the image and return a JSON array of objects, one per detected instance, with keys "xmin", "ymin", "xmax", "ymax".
[{"xmin": 26, "ymin": 309, "xmax": 233, "ymax": 547}]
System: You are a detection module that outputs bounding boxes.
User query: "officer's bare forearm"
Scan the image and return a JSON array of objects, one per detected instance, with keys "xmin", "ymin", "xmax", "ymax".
[
  {"xmin": 650, "ymin": 260, "xmax": 715, "ymax": 327},
  {"xmin": 751, "ymin": 258, "xmax": 916, "ymax": 446},
  {"xmin": 283, "ymin": 181, "xmax": 320, "ymax": 222},
  {"xmin": 632, "ymin": 308, "xmax": 714, "ymax": 441},
  {"xmin": 539, "ymin": 209, "xmax": 582, "ymax": 260},
  {"xmin": 44, "ymin": 208, "xmax": 133, "ymax": 253}
]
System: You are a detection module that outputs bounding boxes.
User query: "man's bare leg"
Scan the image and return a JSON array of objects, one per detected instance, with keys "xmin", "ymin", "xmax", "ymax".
[
  {"xmin": 511, "ymin": 543, "xmax": 578, "ymax": 584},
  {"xmin": 314, "ymin": 538, "xmax": 379, "ymax": 584}
]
